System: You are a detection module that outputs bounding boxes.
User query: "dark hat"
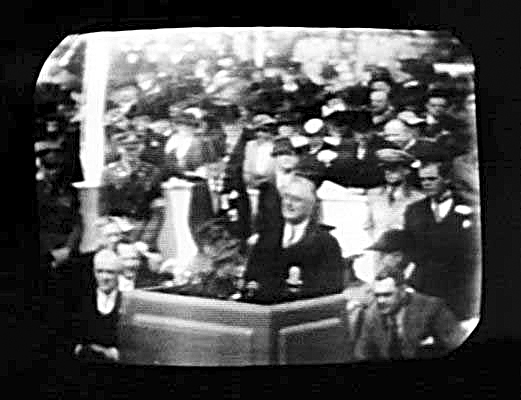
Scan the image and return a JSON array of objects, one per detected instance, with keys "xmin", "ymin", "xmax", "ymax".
[
  {"xmin": 347, "ymin": 110, "xmax": 374, "ymax": 133},
  {"xmin": 366, "ymin": 229, "xmax": 413, "ymax": 253},
  {"xmin": 406, "ymin": 138, "xmax": 452, "ymax": 163},
  {"xmin": 341, "ymin": 85, "xmax": 372, "ymax": 108},
  {"xmin": 375, "ymin": 148, "xmax": 416, "ymax": 167},
  {"xmin": 294, "ymin": 155, "xmax": 327, "ymax": 189},
  {"xmin": 271, "ymin": 135, "xmax": 310, "ymax": 157},
  {"xmin": 369, "ymin": 67, "xmax": 394, "ymax": 85},
  {"xmin": 271, "ymin": 136, "xmax": 295, "ymax": 157},
  {"xmin": 323, "ymin": 110, "xmax": 351, "ymax": 126},
  {"xmin": 426, "ymin": 83, "xmax": 457, "ymax": 101}
]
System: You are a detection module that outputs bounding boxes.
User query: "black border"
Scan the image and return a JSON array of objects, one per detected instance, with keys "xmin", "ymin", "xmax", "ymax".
[{"xmin": 5, "ymin": 5, "xmax": 521, "ymax": 397}]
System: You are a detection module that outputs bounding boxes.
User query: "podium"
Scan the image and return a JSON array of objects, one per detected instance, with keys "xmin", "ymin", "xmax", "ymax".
[{"xmin": 118, "ymin": 288, "xmax": 350, "ymax": 366}]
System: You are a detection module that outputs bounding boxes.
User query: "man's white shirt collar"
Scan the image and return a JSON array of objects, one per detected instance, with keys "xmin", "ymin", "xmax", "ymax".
[
  {"xmin": 282, "ymin": 218, "xmax": 310, "ymax": 248},
  {"xmin": 96, "ymin": 288, "xmax": 118, "ymax": 315},
  {"xmin": 430, "ymin": 197, "xmax": 454, "ymax": 221}
]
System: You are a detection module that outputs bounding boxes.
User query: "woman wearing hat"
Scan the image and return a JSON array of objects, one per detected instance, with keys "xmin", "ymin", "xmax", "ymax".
[
  {"xmin": 98, "ymin": 123, "xmax": 165, "ymax": 252},
  {"xmin": 242, "ymin": 114, "xmax": 278, "ymax": 189},
  {"xmin": 163, "ymin": 106, "xmax": 219, "ymax": 180}
]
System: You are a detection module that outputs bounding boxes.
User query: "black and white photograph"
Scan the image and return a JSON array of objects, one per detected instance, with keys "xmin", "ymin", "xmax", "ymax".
[{"xmin": 36, "ymin": 27, "xmax": 482, "ymax": 366}]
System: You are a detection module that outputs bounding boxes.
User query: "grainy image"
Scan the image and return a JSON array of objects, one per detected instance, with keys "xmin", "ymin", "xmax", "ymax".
[{"xmin": 37, "ymin": 27, "xmax": 481, "ymax": 365}]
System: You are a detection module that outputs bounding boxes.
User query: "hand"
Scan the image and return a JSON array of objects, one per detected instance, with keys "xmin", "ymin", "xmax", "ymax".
[
  {"xmin": 73, "ymin": 344, "xmax": 83, "ymax": 356},
  {"xmin": 317, "ymin": 149, "xmax": 338, "ymax": 165},
  {"xmin": 51, "ymin": 247, "xmax": 71, "ymax": 267},
  {"xmin": 89, "ymin": 344, "xmax": 120, "ymax": 362},
  {"xmin": 247, "ymin": 233, "xmax": 259, "ymax": 247}
]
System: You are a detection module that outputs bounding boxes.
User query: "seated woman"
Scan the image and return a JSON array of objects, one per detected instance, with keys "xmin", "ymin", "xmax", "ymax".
[{"xmin": 98, "ymin": 122, "xmax": 166, "ymax": 252}]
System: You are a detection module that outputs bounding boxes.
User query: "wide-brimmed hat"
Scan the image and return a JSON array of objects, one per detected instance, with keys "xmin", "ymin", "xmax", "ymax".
[
  {"xmin": 396, "ymin": 110, "xmax": 426, "ymax": 127},
  {"xmin": 247, "ymin": 114, "xmax": 278, "ymax": 131},
  {"xmin": 375, "ymin": 148, "xmax": 416, "ymax": 167},
  {"xmin": 294, "ymin": 155, "xmax": 327, "ymax": 189},
  {"xmin": 171, "ymin": 107, "xmax": 204, "ymax": 127}
]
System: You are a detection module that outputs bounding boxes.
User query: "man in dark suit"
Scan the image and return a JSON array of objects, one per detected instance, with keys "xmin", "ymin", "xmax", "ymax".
[
  {"xmin": 188, "ymin": 155, "xmax": 252, "ymax": 254},
  {"xmin": 404, "ymin": 160, "xmax": 481, "ymax": 321},
  {"xmin": 244, "ymin": 172, "xmax": 344, "ymax": 303},
  {"xmin": 354, "ymin": 264, "xmax": 466, "ymax": 361},
  {"xmin": 72, "ymin": 249, "xmax": 123, "ymax": 363}
]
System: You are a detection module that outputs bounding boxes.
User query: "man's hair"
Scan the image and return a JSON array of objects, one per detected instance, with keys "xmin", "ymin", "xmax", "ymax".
[
  {"xmin": 420, "ymin": 160, "xmax": 452, "ymax": 179},
  {"xmin": 375, "ymin": 264, "xmax": 406, "ymax": 287},
  {"xmin": 93, "ymin": 248, "xmax": 121, "ymax": 271}
]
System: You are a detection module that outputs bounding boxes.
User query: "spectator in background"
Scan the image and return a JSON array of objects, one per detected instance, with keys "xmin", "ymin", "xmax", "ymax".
[
  {"xmin": 323, "ymin": 110, "xmax": 390, "ymax": 189},
  {"xmin": 99, "ymin": 124, "xmax": 165, "ymax": 252},
  {"xmin": 73, "ymin": 249, "xmax": 122, "ymax": 363},
  {"xmin": 370, "ymin": 90, "xmax": 396, "ymax": 133},
  {"xmin": 353, "ymin": 264, "xmax": 466, "ymax": 361},
  {"xmin": 422, "ymin": 85, "xmax": 470, "ymax": 157},
  {"xmin": 242, "ymin": 114, "xmax": 278, "ymax": 189},
  {"xmin": 188, "ymin": 152, "xmax": 252, "ymax": 254},
  {"xmin": 404, "ymin": 160, "xmax": 480, "ymax": 321},
  {"xmin": 36, "ymin": 141, "xmax": 83, "ymax": 269},
  {"xmin": 382, "ymin": 111, "xmax": 427, "ymax": 152},
  {"xmin": 365, "ymin": 149, "xmax": 425, "ymax": 242}
]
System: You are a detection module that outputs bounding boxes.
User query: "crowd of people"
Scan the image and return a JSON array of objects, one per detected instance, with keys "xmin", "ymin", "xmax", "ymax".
[{"xmin": 36, "ymin": 52, "xmax": 480, "ymax": 363}]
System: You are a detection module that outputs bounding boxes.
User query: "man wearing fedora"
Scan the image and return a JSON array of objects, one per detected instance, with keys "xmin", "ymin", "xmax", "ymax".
[
  {"xmin": 353, "ymin": 263, "xmax": 466, "ymax": 361},
  {"xmin": 365, "ymin": 149, "xmax": 425, "ymax": 242}
]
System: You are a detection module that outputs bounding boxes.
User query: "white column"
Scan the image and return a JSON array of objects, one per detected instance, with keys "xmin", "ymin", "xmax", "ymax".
[
  {"xmin": 74, "ymin": 32, "xmax": 111, "ymax": 253},
  {"xmin": 79, "ymin": 32, "xmax": 111, "ymax": 187},
  {"xmin": 253, "ymin": 29, "xmax": 266, "ymax": 68}
]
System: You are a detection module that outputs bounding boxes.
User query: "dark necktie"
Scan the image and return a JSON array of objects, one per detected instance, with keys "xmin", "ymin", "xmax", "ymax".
[
  {"xmin": 388, "ymin": 186, "xmax": 397, "ymax": 205},
  {"xmin": 387, "ymin": 315, "xmax": 403, "ymax": 360}
]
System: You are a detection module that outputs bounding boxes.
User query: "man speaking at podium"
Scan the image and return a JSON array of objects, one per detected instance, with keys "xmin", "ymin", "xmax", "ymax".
[{"xmin": 244, "ymin": 159, "xmax": 344, "ymax": 303}]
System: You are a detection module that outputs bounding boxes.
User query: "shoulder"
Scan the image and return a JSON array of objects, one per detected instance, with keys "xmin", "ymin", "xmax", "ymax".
[
  {"xmin": 407, "ymin": 291, "xmax": 444, "ymax": 314},
  {"xmin": 367, "ymin": 186, "xmax": 385, "ymax": 198}
]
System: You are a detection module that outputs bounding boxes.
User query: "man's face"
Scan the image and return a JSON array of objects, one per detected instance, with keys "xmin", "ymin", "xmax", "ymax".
[
  {"xmin": 374, "ymin": 277, "xmax": 403, "ymax": 316},
  {"xmin": 111, "ymin": 129, "xmax": 146, "ymax": 157},
  {"xmin": 419, "ymin": 163, "xmax": 447, "ymax": 198},
  {"xmin": 275, "ymin": 155, "xmax": 299, "ymax": 191},
  {"xmin": 132, "ymin": 116, "xmax": 151, "ymax": 132},
  {"xmin": 94, "ymin": 255, "xmax": 120, "ymax": 294},
  {"xmin": 370, "ymin": 81, "xmax": 392, "ymax": 95},
  {"xmin": 100, "ymin": 222, "xmax": 124, "ymax": 251},
  {"xmin": 383, "ymin": 120, "xmax": 415, "ymax": 149},
  {"xmin": 255, "ymin": 127, "xmax": 274, "ymax": 141},
  {"xmin": 426, "ymin": 97, "xmax": 448, "ymax": 119},
  {"xmin": 384, "ymin": 164, "xmax": 409, "ymax": 185},
  {"xmin": 281, "ymin": 179, "xmax": 315, "ymax": 224},
  {"xmin": 111, "ymin": 86, "xmax": 139, "ymax": 106},
  {"xmin": 353, "ymin": 131, "xmax": 374, "ymax": 146},
  {"xmin": 370, "ymin": 91, "xmax": 389, "ymax": 114},
  {"xmin": 117, "ymin": 243, "xmax": 142, "ymax": 279},
  {"xmin": 380, "ymin": 251, "xmax": 406, "ymax": 269}
]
